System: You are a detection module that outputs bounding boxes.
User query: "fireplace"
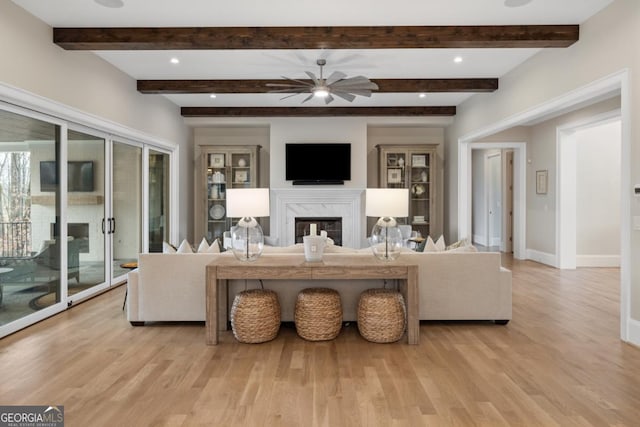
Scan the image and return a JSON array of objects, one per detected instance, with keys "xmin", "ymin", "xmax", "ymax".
[
  {"xmin": 271, "ymin": 188, "xmax": 365, "ymax": 248},
  {"xmin": 295, "ymin": 217, "xmax": 342, "ymax": 245}
]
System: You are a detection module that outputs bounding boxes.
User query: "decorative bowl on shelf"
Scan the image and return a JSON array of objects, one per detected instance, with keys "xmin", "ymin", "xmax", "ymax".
[
  {"xmin": 209, "ymin": 204, "xmax": 226, "ymax": 220},
  {"xmin": 411, "ymin": 184, "xmax": 425, "ymax": 196}
]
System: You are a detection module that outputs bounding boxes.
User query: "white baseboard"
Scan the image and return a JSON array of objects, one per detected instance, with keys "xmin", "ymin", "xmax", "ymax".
[
  {"xmin": 628, "ymin": 318, "xmax": 640, "ymax": 348},
  {"xmin": 490, "ymin": 237, "xmax": 502, "ymax": 247},
  {"xmin": 526, "ymin": 249, "xmax": 558, "ymax": 267},
  {"xmin": 473, "ymin": 234, "xmax": 487, "ymax": 246},
  {"xmin": 576, "ymin": 255, "xmax": 620, "ymax": 267}
]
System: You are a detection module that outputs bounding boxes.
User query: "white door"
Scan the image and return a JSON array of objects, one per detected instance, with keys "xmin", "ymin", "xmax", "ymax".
[{"xmin": 487, "ymin": 153, "xmax": 502, "ymax": 249}]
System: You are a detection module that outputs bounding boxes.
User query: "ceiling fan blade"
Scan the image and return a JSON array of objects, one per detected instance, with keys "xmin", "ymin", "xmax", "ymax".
[
  {"xmin": 281, "ymin": 76, "xmax": 314, "ymax": 86},
  {"xmin": 301, "ymin": 93, "xmax": 315, "ymax": 103},
  {"xmin": 279, "ymin": 93, "xmax": 303, "ymax": 100},
  {"xmin": 269, "ymin": 89, "xmax": 313, "ymax": 94},
  {"xmin": 324, "ymin": 94, "xmax": 335, "ymax": 104},
  {"xmin": 331, "ymin": 91, "xmax": 356, "ymax": 102},
  {"xmin": 305, "ymin": 71, "xmax": 321, "ymax": 86},
  {"xmin": 325, "ymin": 71, "xmax": 347, "ymax": 86},
  {"xmin": 335, "ymin": 89, "xmax": 373, "ymax": 97},
  {"xmin": 330, "ymin": 77, "xmax": 377, "ymax": 89}
]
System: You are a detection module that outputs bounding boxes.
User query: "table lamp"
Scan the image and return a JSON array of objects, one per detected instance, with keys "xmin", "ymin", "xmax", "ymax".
[
  {"xmin": 226, "ymin": 188, "xmax": 270, "ymax": 261},
  {"xmin": 365, "ymin": 188, "xmax": 409, "ymax": 261}
]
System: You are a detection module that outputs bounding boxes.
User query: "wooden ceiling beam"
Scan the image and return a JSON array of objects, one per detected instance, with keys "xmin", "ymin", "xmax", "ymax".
[
  {"xmin": 54, "ymin": 25, "xmax": 578, "ymax": 50},
  {"xmin": 181, "ymin": 106, "xmax": 456, "ymax": 117},
  {"xmin": 138, "ymin": 78, "xmax": 498, "ymax": 94}
]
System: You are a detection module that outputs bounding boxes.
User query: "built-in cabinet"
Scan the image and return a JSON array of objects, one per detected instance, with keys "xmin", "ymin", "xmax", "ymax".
[
  {"xmin": 194, "ymin": 145, "xmax": 261, "ymax": 242},
  {"xmin": 376, "ymin": 144, "xmax": 439, "ymax": 239}
]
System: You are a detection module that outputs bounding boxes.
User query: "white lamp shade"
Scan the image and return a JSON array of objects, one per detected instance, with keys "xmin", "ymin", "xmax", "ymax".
[
  {"xmin": 226, "ymin": 188, "xmax": 270, "ymax": 218},
  {"xmin": 365, "ymin": 188, "xmax": 409, "ymax": 218}
]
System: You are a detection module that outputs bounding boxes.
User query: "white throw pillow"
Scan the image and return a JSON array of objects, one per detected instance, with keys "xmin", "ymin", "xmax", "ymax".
[
  {"xmin": 423, "ymin": 236, "xmax": 439, "ymax": 252},
  {"xmin": 162, "ymin": 241, "xmax": 177, "ymax": 254},
  {"xmin": 434, "ymin": 235, "xmax": 446, "ymax": 251},
  {"xmin": 197, "ymin": 237, "xmax": 210, "ymax": 253},
  {"xmin": 206, "ymin": 239, "xmax": 221, "ymax": 253},
  {"xmin": 176, "ymin": 239, "xmax": 193, "ymax": 253}
]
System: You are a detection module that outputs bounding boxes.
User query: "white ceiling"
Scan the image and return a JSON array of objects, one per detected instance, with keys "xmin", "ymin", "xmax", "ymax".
[{"xmin": 12, "ymin": 0, "xmax": 614, "ymax": 109}]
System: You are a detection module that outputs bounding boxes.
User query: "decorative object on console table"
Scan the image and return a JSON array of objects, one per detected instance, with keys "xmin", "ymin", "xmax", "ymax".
[
  {"xmin": 303, "ymin": 223, "xmax": 327, "ymax": 262},
  {"xmin": 365, "ymin": 188, "xmax": 409, "ymax": 261},
  {"xmin": 226, "ymin": 188, "xmax": 270, "ymax": 261}
]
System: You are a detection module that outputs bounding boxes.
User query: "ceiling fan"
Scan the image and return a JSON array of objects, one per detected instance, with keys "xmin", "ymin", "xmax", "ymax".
[{"xmin": 266, "ymin": 59, "xmax": 379, "ymax": 104}]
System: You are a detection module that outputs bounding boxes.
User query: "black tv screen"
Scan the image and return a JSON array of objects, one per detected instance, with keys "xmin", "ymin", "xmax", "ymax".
[
  {"xmin": 285, "ymin": 143, "xmax": 351, "ymax": 184},
  {"xmin": 40, "ymin": 161, "xmax": 95, "ymax": 192}
]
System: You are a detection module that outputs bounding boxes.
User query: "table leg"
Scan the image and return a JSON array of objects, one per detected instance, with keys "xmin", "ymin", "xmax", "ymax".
[
  {"xmin": 399, "ymin": 265, "xmax": 419, "ymax": 345},
  {"xmin": 206, "ymin": 268, "xmax": 218, "ymax": 345}
]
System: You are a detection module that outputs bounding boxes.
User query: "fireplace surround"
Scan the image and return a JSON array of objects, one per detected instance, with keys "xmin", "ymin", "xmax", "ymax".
[{"xmin": 271, "ymin": 188, "xmax": 364, "ymax": 248}]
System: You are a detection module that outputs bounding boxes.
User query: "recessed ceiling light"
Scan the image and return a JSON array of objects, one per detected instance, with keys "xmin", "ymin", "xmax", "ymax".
[
  {"xmin": 419, "ymin": 93, "xmax": 427, "ymax": 98},
  {"xmin": 454, "ymin": 56, "xmax": 463, "ymax": 63},
  {"xmin": 170, "ymin": 57, "xmax": 180, "ymax": 64},
  {"xmin": 504, "ymin": 0, "xmax": 532, "ymax": 7},
  {"xmin": 209, "ymin": 94, "xmax": 217, "ymax": 99},
  {"xmin": 94, "ymin": 0, "xmax": 124, "ymax": 8}
]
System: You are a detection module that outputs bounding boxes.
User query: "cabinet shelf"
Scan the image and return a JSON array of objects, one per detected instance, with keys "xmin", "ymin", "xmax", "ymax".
[{"xmin": 377, "ymin": 143, "xmax": 438, "ymax": 239}]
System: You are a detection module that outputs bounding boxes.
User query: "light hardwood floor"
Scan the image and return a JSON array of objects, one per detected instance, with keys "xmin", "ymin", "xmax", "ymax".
[{"xmin": 1, "ymin": 257, "xmax": 639, "ymax": 426}]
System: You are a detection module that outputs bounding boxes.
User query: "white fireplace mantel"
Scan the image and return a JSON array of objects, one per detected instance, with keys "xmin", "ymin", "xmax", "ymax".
[{"xmin": 271, "ymin": 188, "xmax": 365, "ymax": 248}]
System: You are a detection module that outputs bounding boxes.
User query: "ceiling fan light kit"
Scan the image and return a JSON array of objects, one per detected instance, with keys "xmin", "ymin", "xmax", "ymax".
[{"xmin": 267, "ymin": 59, "xmax": 379, "ymax": 104}]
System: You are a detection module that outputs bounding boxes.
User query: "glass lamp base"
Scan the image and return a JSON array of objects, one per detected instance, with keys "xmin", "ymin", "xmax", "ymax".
[
  {"xmin": 368, "ymin": 218, "xmax": 404, "ymax": 261},
  {"xmin": 231, "ymin": 218, "xmax": 264, "ymax": 262}
]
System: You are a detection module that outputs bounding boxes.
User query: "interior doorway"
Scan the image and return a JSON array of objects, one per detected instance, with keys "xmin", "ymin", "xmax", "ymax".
[
  {"xmin": 557, "ymin": 112, "xmax": 621, "ymax": 269},
  {"xmin": 471, "ymin": 149, "xmax": 514, "ymax": 252}
]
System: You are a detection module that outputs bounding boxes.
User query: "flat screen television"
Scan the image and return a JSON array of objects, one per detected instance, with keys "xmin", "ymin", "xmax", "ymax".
[
  {"xmin": 285, "ymin": 143, "xmax": 351, "ymax": 185},
  {"xmin": 40, "ymin": 161, "xmax": 95, "ymax": 192}
]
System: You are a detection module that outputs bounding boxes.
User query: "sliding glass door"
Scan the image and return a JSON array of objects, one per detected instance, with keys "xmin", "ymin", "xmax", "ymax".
[
  {"xmin": 0, "ymin": 108, "xmax": 64, "ymax": 329},
  {"xmin": 111, "ymin": 141, "xmax": 142, "ymax": 280},
  {"xmin": 65, "ymin": 129, "xmax": 107, "ymax": 298},
  {"xmin": 148, "ymin": 149, "xmax": 170, "ymax": 252},
  {"xmin": 0, "ymin": 99, "xmax": 175, "ymax": 338}
]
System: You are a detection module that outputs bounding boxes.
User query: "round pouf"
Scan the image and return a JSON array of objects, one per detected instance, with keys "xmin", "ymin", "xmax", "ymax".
[
  {"xmin": 294, "ymin": 288, "xmax": 343, "ymax": 341},
  {"xmin": 357, "ymin": 289, "xmax": 406, "ymax": 343},
  {"xmin": 230, "ymin": 289, "xmax": 281, "ymax": 344}
]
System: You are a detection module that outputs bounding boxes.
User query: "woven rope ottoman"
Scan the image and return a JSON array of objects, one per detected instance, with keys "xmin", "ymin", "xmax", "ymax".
[
  {"xmin": 357, "ymin": 288, "xmax": 406, "ymax": 343},
  {"xmin": 294, "ymin": 287, "xmax": 343, "ymax": 341},
  {"xmin": 230, "ymin": 289, "xmax": 281, "ymax": 343}
]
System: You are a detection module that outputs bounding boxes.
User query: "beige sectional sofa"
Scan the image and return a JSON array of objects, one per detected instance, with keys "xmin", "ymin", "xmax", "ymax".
[{"xmin": 127, "ymin": 245, "xmax": 511, "ymax": 325}]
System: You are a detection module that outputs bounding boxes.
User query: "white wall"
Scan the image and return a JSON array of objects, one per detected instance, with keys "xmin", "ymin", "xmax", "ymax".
[
  {"xmin": 269, "ymin": 118, "xmax": 368, "ymax": 188},
  {"xmin": 446, "ymin": 0, "xmax": 640, "ymax": 326},
  {"xmin": 0, "ymin": 1, "xmax": 190, "ymax": 239},
  {"xmin": 576, "ymin": 120, "xmax": 621, "ymax": 263}
]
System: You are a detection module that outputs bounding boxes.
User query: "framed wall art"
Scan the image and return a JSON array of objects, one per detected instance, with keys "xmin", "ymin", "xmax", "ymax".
[
  {"xmin": 209, "ymin": 153, "xmax": 225, "ymax": 168},
  {"xmin": 387, "ymin": 168, "xmax": 402, "ymax": 184}
]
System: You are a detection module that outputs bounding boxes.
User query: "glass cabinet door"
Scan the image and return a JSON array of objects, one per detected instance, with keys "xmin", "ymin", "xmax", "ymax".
[
  {"xmin": 383, "ymin": 151, "xmax": 407, "ymax": 188},
  {"xmin": 206, "ymin": 152, "xmax": 229, "ymax": 242},
  {"xmin": 409, "ymin": 151, "xmax": 431, "ymax": 238}
]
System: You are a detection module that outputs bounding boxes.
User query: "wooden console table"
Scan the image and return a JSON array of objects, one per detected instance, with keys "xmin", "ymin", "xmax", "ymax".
[{"xmin": 206, "ymin": 253, "xmax": 419, "ymax": 345}]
